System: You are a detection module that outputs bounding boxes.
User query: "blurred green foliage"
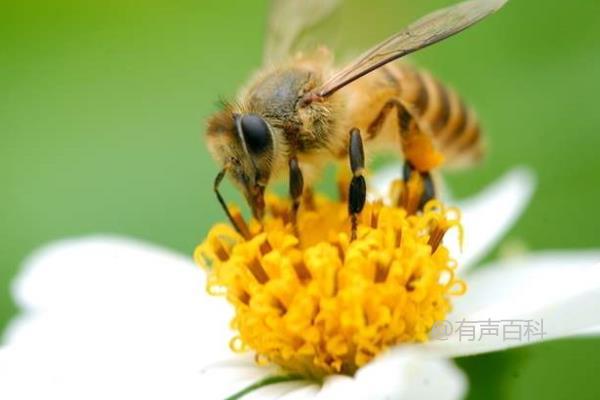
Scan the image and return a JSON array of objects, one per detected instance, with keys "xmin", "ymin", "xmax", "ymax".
[{"xmin": 1, "ymin": 0, "xmax": 599, "ymax": 398}]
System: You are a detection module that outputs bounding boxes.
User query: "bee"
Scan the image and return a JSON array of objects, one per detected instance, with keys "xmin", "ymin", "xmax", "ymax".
[{"xmin": 206, "ymin": 0, "xmax": 508, "ymax": 237}]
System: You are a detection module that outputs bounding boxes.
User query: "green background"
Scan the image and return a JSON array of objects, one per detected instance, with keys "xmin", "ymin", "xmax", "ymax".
[{"xmin": 2, "ymin": 0, "xmax": 599, "ymax": 398}]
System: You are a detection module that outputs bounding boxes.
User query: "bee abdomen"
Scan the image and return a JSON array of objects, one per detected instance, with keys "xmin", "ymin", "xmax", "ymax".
[{"xmin": 394, "ymin": 65, "xmax": 484, "ymax": 167}]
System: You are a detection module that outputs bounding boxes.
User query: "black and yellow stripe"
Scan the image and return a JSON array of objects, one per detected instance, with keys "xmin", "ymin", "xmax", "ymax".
[{"xmin": 390, "ymin": 65, "xmax": 483, "ymax": 167}]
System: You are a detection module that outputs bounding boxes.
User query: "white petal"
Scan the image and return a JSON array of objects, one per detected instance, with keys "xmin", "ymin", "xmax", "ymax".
[
  {"xmin": 371, "ymin": 165, "xmax": 535, "ymax": 272},
  {"xmin": 13, "ymin": 236, "xmax": 205, "ymax": 311},
  {"xmin": 313, "ymin": 350, "xmax": 466, "ymax": 400},
  {"xmin": 199, "ymin": 351, "xmax": 466, "ymax": 400},
  {"xmin": 447, "ymin": 167, "xmax": 535, "ymax": 272},
  {"xmin": 421, "ymin": 251, "xmax": 600, "ymax": 357},
  {"xmin": 353, "ymin": 350, "xmax": 466, "ymax": 400},
  {"xmin": 197, "ymin": 356, "xmax": 277, "ymax": 399},
  {"xmin": 198, "ymin": 355, "xmax": 319, "ymax": 400},
  {"xmin": 278, "ymin": 385, "xmax": 321, "ymax": 399},
  {"xmin": 369, "ymin": 163, "xmax": 403, "ymax": 203},
  {"xmin": 0, "ymin": 236, "xmax": 235, "ymax": 400},
  {"xmin": 244, "ymin": 382, "xmax": 315, "ymax": 400},
  {"xmin": 316, "ymin": 375, "xmax": 359, "ymax": 399},
  {"xmin": 577, "ymin": 324, "xmax": 600, "ymax": 336}
]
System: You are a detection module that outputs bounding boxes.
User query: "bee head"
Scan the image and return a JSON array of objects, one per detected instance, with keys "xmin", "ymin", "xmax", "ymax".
[{"xmin": 206, "ymin": 109, "xmax": 274, "ymax": 219}]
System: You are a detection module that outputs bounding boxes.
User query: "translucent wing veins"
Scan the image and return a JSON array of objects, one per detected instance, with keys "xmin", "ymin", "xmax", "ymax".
[
  {"xmin": 313, "ymin": 0, "xmax": 509, "ymax": 98},
  {"xmin": 264, "ymin": 0, "xmax": 342, "ymax": 64}
]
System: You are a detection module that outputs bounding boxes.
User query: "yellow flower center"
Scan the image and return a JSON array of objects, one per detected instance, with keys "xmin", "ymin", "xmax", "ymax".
[{"xmin": 195, "ymin": 180, "xmax": 466, "ymax": 379}]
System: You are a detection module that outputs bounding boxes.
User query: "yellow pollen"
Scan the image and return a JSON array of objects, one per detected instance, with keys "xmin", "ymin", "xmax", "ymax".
[{"xmin": 195, "ymin": 182, "xmax": 466, "ymax": 379}]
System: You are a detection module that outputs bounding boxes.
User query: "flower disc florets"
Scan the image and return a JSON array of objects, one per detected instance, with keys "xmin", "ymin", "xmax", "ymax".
[{"xmin": 196, "ymin": 187, "xmax": 465, "ymax": 379}]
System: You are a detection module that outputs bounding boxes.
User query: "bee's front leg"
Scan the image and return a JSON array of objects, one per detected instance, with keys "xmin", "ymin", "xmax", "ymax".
[
  {"xmin": 288, "ymin": 156, "xmax": 304, "ymax": 229},
  {"xmin": 348, "ymin": 128, "xmax": 367, "ymax": 241}
]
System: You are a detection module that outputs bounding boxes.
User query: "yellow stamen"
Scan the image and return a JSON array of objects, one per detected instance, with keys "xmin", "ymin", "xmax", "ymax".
[{"xmin": 195, "ymin": 186, "xmax": 465, "ymax": 379}]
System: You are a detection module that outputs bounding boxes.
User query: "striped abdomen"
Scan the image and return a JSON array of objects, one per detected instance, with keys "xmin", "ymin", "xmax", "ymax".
[{"xmin": 371, "ymin": 64, "xmax": 484, "ymax": 168}]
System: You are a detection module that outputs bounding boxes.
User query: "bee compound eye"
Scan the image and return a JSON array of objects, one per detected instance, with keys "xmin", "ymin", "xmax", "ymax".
[{"xmin": 240, "ymin": 114, "xmax": 272, "ymax": 154}]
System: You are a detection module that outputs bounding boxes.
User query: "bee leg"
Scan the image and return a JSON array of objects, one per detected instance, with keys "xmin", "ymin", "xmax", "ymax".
[
  {"xmin": 214, "ymin": 168, "xmax": 249, "ymax": 238},
  {"xmin": 419, "ymin": 171, "xmax": 436, "ymax": 209},
  {"xmin": 402, "ymin": 160, "xmax": 413, "ymax": 181},
  {"xmin": 288, "ymin": 156, "xmax": 304, "ymax": 229},
  {"xmin": 366, "ymin": 95, "xmax": 442, "ymax": 210},
  {"xmin": 402, "ymin": 161, "xmax": 436, "ymax": 211},
  {"xmin": 348, "ymin": 128, "xmax": 367, "ymax": 241}
]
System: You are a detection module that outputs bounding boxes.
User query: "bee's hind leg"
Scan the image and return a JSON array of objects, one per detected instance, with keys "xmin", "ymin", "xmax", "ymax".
[
  {"xmin": 420, "ymin": 171, "xmax": 436, "ymax": 208},
  {"xmin": 348, "ymin": 128, "xmax": 367, "ymax": 241},
  {"xmin": 402, "ymin": 161, "xmax": 436, "ymax": 211}
]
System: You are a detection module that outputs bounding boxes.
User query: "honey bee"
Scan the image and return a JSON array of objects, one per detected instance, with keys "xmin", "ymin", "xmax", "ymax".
[{"xmin": 205, "ymin": 0, "xmax": 508, "ymax": 236}]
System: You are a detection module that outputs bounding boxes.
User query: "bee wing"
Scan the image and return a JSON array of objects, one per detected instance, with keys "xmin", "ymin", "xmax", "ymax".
[
  {"xmin": 263, "ymin": 0, "xmax": 342, "ymax": 64},
  {"xmin": 312, "ymin": 0, "xmax": 508, "ymax": 97}
]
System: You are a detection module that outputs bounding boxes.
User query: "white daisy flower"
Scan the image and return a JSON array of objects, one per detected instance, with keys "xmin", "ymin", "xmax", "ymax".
[{"xmin": 1, "ymin": 167, "xmax": 599, "ymax": 400}]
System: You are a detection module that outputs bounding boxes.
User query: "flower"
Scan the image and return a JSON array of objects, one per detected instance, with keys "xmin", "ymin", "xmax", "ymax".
[
  {"xmin": 195, "ymin": 190, "xmax": 466, "ymax": 379},
  {"xmin": 1, "ymin": 167, "xmax": 599, "ymax": 400}
]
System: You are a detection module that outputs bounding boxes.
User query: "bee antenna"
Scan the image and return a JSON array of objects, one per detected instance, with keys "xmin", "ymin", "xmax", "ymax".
[{"xmin": 213, "ymin": 168, "xmax": 244, "ymax": 235}]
